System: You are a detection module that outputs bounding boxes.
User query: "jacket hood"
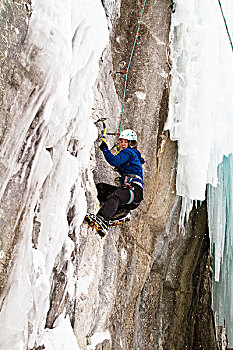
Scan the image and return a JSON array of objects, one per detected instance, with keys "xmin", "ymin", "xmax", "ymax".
[{"xmin": 132, "ymin": 148, "xmax": 145, "ymax": 164}]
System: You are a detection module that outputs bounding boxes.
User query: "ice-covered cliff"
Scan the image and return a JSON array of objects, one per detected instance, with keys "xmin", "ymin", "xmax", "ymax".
[
  {"xmin": 0, "ymin": 0, "xmax": 109, "ymax": 348},
  {"xmin": 167, "ymin": 0, "xmax": 233, "ymax": 347},
  {"xmin": 0, "ymin": 0, "xmax": 228, "ymax": 349}
]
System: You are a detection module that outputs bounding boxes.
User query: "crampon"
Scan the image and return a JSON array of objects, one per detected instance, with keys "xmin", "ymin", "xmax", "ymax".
[
  {"xmin": 109, "ymin": 211, "xmax": 131, "ymax": 227},
  {"xmin": 84, "ymin": 214, "xmax": 109, "ymax": 238}
]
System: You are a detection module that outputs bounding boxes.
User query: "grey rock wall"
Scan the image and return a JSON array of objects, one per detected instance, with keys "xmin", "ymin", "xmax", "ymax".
[
  {"xmin": 0, "ymin": 0, "xmax": 33, "ymax": 294},
  {"xmin": 93, "ymin": 0, "xmax": 217, "ymax": 349}
]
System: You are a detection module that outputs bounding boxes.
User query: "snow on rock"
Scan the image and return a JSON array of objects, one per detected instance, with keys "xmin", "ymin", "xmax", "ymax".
[
  {"xmin": 135, "ymin": 91, "xmax": 146, "ymax": 100},
  {"xmin": 87, "ymin": 330, "xmax": 111, "ymax": 350},
  {"xmin": 0, "ymin": 0, "xmax": 109, "ymax": 348},
  {"xmin": 43, "ymin": 315, "xmax": 80, "ymax": 350}
]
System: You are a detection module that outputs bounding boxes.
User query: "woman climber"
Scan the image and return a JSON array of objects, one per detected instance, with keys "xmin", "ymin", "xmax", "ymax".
[{"xmin": 84, "ymin": 129, "xmax": 145, "ymax": 237}]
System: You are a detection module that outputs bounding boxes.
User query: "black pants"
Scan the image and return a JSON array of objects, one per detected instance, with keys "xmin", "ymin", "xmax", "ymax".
[{"xmin": 96, "ymin": 182, "xmax": 143, "ymax": 221}]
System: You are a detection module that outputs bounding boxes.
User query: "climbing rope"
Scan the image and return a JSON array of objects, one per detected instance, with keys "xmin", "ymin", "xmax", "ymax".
[
  {"xmin": 118, "ymin": 0, "xmax": 147, "ymax": 137},
  {"xmin": 217, "ymin": 0, "xmax": 233, "ymax": 52}
]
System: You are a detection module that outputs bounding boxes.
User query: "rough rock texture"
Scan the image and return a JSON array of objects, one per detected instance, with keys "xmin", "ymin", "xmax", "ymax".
[
  {"xmin": 0, "ymin": 1, "xmax": 217, "ymax": 349},
  {"xmin": 0, "ymin": 0, "xmax": 32, "ymax": 294},
  {"xmin": 0, "ymin": 0, "xmax": 31, "ymax": 99},
  {"xmin": 92, "ymin": 0, "xmax": 217, "ymax": 349}
]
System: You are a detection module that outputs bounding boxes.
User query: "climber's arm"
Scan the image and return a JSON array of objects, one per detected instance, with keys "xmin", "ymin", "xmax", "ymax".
[{"xmin": 102, "ymin": 148, "xmax": 131, "ymax": 167}]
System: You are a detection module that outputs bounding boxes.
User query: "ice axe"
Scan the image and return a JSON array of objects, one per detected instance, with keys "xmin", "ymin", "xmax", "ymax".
[
  {"xmin": 94, "ymin": 118, "xmax": 107, "ymax": 143},
  {"xmin": 94, "ymin": 118, "xmax": 119, "ymax": 145}
]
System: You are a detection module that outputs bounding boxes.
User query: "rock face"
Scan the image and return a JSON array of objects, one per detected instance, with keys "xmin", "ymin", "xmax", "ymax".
[
  {"xmin": 0, "ymin": 0, "xmax": 32, "ymax": 293},
  {"xmin": 0, "ymin": 1, "xmax": 217, "ymax": 350}
]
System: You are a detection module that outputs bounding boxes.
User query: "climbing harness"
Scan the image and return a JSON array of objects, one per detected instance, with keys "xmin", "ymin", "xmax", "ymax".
[
  {"xmin": 217, "ymin": 0, "xmax": 233, "ymax": 52},
  {"xmin": 115, "ymin": 174, "xmax": 142, "ymax": 187},
  {"xmin": 123, "ymin": 175, "xmax": 134, "ymax": 189},
  {"xmin": 122, "ymin": 175, "xmax": 135, "ymax": 204},
  {"xmin": 115, "ymin": 173, "xmax": 143, "ymax": 204},
  {"xmin": 124, "ymin": 174, "xmax": 143, "ymax": 189}
]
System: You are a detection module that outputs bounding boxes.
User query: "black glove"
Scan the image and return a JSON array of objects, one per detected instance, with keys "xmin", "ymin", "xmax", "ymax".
[{"xmin": 99, "ymin": 140, "xmax": 108, "ymax": 151}]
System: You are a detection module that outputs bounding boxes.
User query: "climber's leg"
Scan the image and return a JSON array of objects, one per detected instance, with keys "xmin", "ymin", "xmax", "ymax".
[
  {"xmin": 97, "ymin": 187, "xmax": 131, "ymax": 222},
  {"xmin": 96, "ymin": 183, "xmax": 118, "ymax": 204}
]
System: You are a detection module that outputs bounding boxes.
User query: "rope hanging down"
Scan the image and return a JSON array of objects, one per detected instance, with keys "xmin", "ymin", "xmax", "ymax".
[
  {"xmin": 119, "ymin": 0, "xmax": 147, "ymax": 136},
  {"xmin": 217, "ymin": 0, "xmax": 233, "ymax": 52}
]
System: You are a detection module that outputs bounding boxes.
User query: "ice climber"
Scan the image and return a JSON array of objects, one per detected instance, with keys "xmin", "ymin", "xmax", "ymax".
[{"xmin": 84, "ymin": 129, "xmax": 145, "ymax": 237}]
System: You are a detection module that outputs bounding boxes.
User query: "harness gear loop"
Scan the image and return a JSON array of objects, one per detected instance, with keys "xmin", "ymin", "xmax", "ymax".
[{"xmin": 122, "ymin": 176, "xmax": 135, "ymax": 204}]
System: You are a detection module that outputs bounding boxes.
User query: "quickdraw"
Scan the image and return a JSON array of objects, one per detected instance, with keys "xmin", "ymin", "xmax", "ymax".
[
  {"xmin": 123, "ymin": 175, "xmax": 134, "ymax": 190},
  {"xmin": 114, "ymin": 175, "xmax": 135, "ymax": 204}
]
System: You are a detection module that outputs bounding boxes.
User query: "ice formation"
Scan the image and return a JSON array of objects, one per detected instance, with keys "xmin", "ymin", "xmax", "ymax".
[
  {"xmin": 0, "ymin": 0, "xmax": 232, "ymax": 347},
  {"xmin": 0, "ymin": 0, "xmax": 109, "ymax": 348},
  {"xmin": 167, "ymin": 0, "xmax": 233, "ymax": 346},
  {"xmin": 208, "ymin": 155, "xmax": 233, "ymax": 345},
  {"xmin": 167, "ymin": 0, "xmax": 233, "ymax": 201}
]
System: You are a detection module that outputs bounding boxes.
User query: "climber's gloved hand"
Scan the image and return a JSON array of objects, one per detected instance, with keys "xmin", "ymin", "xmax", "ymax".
[{"xmin": 99, "ymin": 138, "xmax": 108, "ymax": 151}]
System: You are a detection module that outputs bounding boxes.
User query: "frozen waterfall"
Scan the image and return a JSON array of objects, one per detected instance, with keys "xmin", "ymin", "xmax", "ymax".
[
  {"xmin": 167, "ymin": 0, "xmax": 233, "ymax": 346},
  {"xmin": 1, "ymin": 0, "xmax": 233, "ymax": 347},
  {"xmin": 0, "ymin": 0, "xmax": 108, "ymax": 348},
  {"xmin": 208, "ymin": 155, "xmax": 233, "ymax": 346}
]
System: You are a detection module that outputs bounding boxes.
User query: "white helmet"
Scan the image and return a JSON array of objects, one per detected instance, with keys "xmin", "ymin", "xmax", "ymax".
[{"xmin": 119, "ymin": 129, "xmax": 137, "ymax": 141}]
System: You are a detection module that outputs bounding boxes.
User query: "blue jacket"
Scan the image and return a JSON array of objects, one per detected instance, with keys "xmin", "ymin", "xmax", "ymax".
[{"xmin": 102, "ymin": 147, "xmax": 145, "ymax": 185}]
